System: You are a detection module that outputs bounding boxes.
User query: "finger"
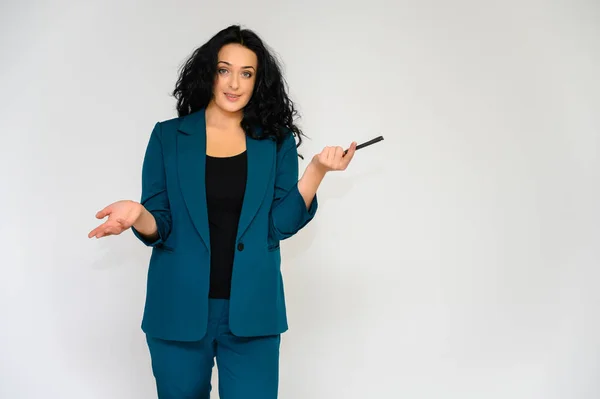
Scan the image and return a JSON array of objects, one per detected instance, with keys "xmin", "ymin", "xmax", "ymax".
[
  {"xmin": 326, "ymin": 146, "xmax": 335, "ymax": 163},
  {"xmin": 318, "ymin": 147, "xmax": 328, "ymax": 165},
  {"xmin": 343, "ymin": 141, "xmax": 357, "ymax": 156},
  {"xmin": 105, "ymin": 227, "xmax": 121, "ymax": 236},
  {"xmin": 102, "ymin": 225, "xmax": 122, "ymax": 237},
  {"xmin": 334, "ymin": 146, "xmax": 344, "ymax": 168},
  {"xmin": 95, "ymin": 205, "xmax": 112, "ymax": 219},
  {"xmin": 89, "ymin": 220, "xmax": 120, "ymax": 238},
  {"xmin": 88, "ymin": 222, "xmax": 109, "ymax": 238},
  {"xmin": 341, "ymin": 142, "xmax": 357, "ymax": 167},
  {"xmin": 94, "ymin": 228, "xmax": 108, "ymax": 238},
  {"xmin": 331, "ymin": 147, "xmax": 343, "ymax": 170}
]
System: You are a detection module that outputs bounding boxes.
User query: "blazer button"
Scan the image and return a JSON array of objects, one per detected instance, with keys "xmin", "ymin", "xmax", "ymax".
[{"xmin": 237, "ymin": 242, "xmax": 244, "ymax": 251}]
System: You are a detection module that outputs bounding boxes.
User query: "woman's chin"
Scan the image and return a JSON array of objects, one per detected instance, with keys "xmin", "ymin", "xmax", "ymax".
[{"xmin": 216, "ymin": 97, "xmax": 247, "ymax": 113}]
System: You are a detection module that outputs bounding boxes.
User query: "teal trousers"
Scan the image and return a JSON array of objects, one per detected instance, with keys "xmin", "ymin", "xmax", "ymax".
[{"xmin": 146, "ymin": 299, "xmax": 281, "ymax": 398}]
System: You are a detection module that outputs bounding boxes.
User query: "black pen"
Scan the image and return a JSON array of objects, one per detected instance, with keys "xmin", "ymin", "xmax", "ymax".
[{"xmin": 344, "ymin": 135, "xmax": 384, "ymax": 155}]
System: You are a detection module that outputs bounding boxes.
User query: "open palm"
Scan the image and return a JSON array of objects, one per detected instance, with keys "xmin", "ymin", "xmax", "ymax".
[{"xmin": 88, "ymin": 200, "xmax": 143, "ymax": 239}]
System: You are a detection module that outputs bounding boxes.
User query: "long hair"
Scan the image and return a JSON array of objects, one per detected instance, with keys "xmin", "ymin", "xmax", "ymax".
[{"xmin": 172, "ymin": 25, "xmax": 305, "ymax": 153}]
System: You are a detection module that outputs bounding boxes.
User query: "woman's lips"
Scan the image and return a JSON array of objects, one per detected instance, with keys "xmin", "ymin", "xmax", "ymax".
[{"xmin": 225, "ymin": 93, "xmax": 241, "ymax": 101}]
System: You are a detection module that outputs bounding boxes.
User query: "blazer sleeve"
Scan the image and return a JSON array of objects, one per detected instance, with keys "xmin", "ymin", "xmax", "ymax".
[
  {"xmin": 269, "ymin": 132, "xmax": 318, "ymax": 240},
  {"xmin": 131, "ymin": 122, "xmax": 172, "ymax": 246}
]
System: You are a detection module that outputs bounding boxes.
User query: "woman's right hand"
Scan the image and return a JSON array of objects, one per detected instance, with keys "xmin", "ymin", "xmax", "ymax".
[{"xmin": 88, "ymin": 200, "xmax": 144, "ymax": 239}]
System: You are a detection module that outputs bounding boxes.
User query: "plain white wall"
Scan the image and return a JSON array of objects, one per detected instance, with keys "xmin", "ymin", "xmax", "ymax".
[{"xmin": 1, "ymin": 0, "xmax": 599, "ymax": 397}]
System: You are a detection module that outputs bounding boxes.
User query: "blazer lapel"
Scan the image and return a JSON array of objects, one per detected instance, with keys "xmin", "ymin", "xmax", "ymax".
[
  {"xmin": 177, "ymin": 109, "xmax": 211, "ymax": 251},
  {"xmin": 237, "ymin": 132, "xmax": 275, "ymax": 240}
]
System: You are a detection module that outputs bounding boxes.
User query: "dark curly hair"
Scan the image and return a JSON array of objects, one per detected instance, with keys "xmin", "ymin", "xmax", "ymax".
[{"xmin": 172, "ymin": 25, "xmax": 305, "ymax": 153}]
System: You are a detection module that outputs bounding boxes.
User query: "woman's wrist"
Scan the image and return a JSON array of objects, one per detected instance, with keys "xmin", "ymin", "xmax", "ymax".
[
  {"xmin": 297, "ymin": 160, "xmax": 327, "ymax": 208},
  {"xmin": 132, "ymin": 205, "xmax": 158, "ymax": 237}
]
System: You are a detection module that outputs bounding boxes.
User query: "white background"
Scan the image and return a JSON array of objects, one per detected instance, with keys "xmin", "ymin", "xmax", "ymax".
[{"xmin": 1, "ymin": 0, "xmax": 599, "ymax": 398}]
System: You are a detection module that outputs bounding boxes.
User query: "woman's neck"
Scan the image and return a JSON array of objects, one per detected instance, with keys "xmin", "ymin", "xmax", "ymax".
[{"xmin": 205, "ymin": 100, "xmax": 243, "ymax": 129}]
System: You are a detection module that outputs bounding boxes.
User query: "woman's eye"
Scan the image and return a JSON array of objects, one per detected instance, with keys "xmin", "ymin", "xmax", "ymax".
[{"xmin": 218, "ymin": 68, "xmax": 228, "ymax": 74}]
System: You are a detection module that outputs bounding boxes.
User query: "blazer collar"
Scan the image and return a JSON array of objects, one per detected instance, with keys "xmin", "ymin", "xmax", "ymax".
[
  {"xmin": 178, "ymin": 108, "xmax": 206, "ymax": 135},
  {"xmin": 176, "ymin": 108, "xmax": 275, "ymax": 251}
]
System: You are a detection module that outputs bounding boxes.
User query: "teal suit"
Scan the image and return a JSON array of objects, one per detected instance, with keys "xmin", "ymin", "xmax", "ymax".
[{"xmin": 132, "ymin": 108, "xmax": 318, "ymax": 342}]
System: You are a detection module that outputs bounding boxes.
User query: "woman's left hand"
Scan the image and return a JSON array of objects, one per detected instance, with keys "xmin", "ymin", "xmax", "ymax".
[{"xmin": 311, "ymin": 141, "xmax": 357, "ymax": 173}]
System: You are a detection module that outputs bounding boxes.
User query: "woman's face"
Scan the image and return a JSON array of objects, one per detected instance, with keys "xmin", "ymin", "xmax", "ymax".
[{"xmin": 212, "ymin": 43, "xmax": 258, "ymax": 113}]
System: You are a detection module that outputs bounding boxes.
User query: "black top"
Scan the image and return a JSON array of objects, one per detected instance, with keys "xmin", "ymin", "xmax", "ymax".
[{"xmin": 205, "ymin": 151, "xmax": 247, "ymax": 299}]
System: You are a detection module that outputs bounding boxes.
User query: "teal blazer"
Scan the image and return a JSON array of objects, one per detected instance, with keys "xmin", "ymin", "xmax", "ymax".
[{"xmin": 131, "ymin": 108, "xmax": 318, "ymax": 341}]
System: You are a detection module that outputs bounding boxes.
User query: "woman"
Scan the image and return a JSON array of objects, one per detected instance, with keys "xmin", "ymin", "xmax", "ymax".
[{"xmin": 88, "ymin": 25, "xmax": 356, "ymax": 399}]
